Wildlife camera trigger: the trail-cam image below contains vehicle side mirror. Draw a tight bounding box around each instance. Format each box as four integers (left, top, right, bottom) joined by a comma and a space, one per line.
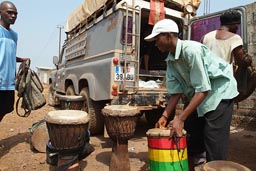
53, 56, 59, 69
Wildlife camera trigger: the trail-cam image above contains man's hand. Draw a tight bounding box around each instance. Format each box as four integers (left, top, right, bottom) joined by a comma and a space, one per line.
243, 53, 252, 67
167, 115, 184, 137
234, 47, 252, 68
155, 115, 168, 128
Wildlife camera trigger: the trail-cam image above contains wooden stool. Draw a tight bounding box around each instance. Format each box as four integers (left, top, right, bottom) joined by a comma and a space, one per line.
57, 156, 80, 171
49, 160, 80, 171
102, 105, 140, 171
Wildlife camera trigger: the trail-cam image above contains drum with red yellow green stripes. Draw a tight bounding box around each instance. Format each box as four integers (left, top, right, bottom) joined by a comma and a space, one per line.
146, 128, 188, 171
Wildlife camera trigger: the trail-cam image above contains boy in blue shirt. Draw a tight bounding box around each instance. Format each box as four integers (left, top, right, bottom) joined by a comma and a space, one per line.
0, 1, 28, 121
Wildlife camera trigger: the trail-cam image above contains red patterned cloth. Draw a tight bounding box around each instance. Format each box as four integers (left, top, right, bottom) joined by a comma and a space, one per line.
148, 0, 165, 25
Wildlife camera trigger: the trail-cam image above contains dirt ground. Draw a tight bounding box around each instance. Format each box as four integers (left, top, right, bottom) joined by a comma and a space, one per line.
0, 85, 256, 171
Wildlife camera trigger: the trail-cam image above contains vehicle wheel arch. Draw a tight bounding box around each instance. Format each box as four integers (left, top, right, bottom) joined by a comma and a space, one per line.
79, 74, 97, 100
65, 74, 79, 94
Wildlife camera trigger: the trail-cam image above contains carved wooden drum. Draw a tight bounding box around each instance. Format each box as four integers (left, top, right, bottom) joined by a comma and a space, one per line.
59, 95, 84, 110
45, 110, 90, 153
198, 160, 252, 171
102, 105, 140, 143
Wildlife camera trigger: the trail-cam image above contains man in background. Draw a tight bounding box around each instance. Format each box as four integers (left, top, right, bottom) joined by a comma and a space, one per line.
0, 1, 28, 121
202, 9, 256, 102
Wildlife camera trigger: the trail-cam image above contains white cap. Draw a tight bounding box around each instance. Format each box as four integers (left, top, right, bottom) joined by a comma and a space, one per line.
144, 19, 179, 41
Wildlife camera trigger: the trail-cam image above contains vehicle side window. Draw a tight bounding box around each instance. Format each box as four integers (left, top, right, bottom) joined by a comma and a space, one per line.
190, 15, 242, 42
121, 16, 132, 45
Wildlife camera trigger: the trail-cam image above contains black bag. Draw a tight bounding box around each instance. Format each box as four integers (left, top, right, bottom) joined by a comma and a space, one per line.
233, 52, 256, 103
234, 65, 256, 103
15, 59, 46, 117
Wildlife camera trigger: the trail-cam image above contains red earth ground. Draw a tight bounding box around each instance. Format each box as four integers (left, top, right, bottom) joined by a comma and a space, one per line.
0, 85, 256, 171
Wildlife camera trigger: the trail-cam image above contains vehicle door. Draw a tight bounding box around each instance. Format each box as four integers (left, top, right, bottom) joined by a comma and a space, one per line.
188, 6, 248, 51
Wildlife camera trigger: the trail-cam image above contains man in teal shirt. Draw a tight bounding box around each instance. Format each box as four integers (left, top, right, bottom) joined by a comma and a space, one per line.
145, 19, 238, 168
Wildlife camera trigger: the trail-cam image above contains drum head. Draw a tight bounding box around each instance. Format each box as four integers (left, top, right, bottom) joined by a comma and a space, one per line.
203, 161, 251, 171
59, 95, 84, 102
102, 105, 139, 117
146, 128, 186, 137
146, 128, 170, 137
44, 110, 90, 124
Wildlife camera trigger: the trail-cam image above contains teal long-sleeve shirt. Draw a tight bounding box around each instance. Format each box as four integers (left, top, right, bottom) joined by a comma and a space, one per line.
165, 39, 238, 117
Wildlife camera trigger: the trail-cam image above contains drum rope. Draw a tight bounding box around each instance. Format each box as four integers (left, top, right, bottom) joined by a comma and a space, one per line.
173, 133, 185, 171
66, 101, 71, 110
28, 119, 45, 133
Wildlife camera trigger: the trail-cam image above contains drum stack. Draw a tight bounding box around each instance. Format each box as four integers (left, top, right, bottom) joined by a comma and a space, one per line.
46, 95, 87, 171
59, 95, 84, 110
45, 105, 90, 171
102, 105, 140, 171
146, 128, 189, 171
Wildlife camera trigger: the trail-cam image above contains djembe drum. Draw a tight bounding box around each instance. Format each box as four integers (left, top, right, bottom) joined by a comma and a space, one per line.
194, 160, 252, 171
146, 128, 188, 171
59, 95, 84, 110
102, 105, 140, 171
45, 110, 90, 171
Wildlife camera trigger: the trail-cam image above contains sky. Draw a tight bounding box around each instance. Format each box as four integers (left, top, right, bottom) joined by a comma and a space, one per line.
9, 0, 256, 70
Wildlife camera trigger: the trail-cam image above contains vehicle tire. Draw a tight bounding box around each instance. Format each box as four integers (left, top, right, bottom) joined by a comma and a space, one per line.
66, 85, 75, 95
79, 88, 104, 135
48, 83, 57, 106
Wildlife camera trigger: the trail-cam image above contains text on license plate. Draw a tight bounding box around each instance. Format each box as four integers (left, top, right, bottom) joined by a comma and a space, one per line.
114, 65, 135, 81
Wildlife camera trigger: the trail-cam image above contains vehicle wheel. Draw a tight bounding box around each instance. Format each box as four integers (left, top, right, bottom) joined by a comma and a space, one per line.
48, 83, 57, 106
66, 85, 75, 95
79, 88, 104, 135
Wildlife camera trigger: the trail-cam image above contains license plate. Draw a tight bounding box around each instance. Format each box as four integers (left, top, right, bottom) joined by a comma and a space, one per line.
114, 65, 135, 81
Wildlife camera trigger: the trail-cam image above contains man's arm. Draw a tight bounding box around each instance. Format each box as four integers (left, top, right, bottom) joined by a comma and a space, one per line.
163, 93, 181, 118
177, 91, 208, 121
169, 91, 208, 136
233, 46, 252, 68
155, 93, 181, 128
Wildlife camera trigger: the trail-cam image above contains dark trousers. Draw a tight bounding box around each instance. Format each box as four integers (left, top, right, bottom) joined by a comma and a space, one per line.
0, 90, 15, 120
184, 99, 234, 162
204, 99, 233, 161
